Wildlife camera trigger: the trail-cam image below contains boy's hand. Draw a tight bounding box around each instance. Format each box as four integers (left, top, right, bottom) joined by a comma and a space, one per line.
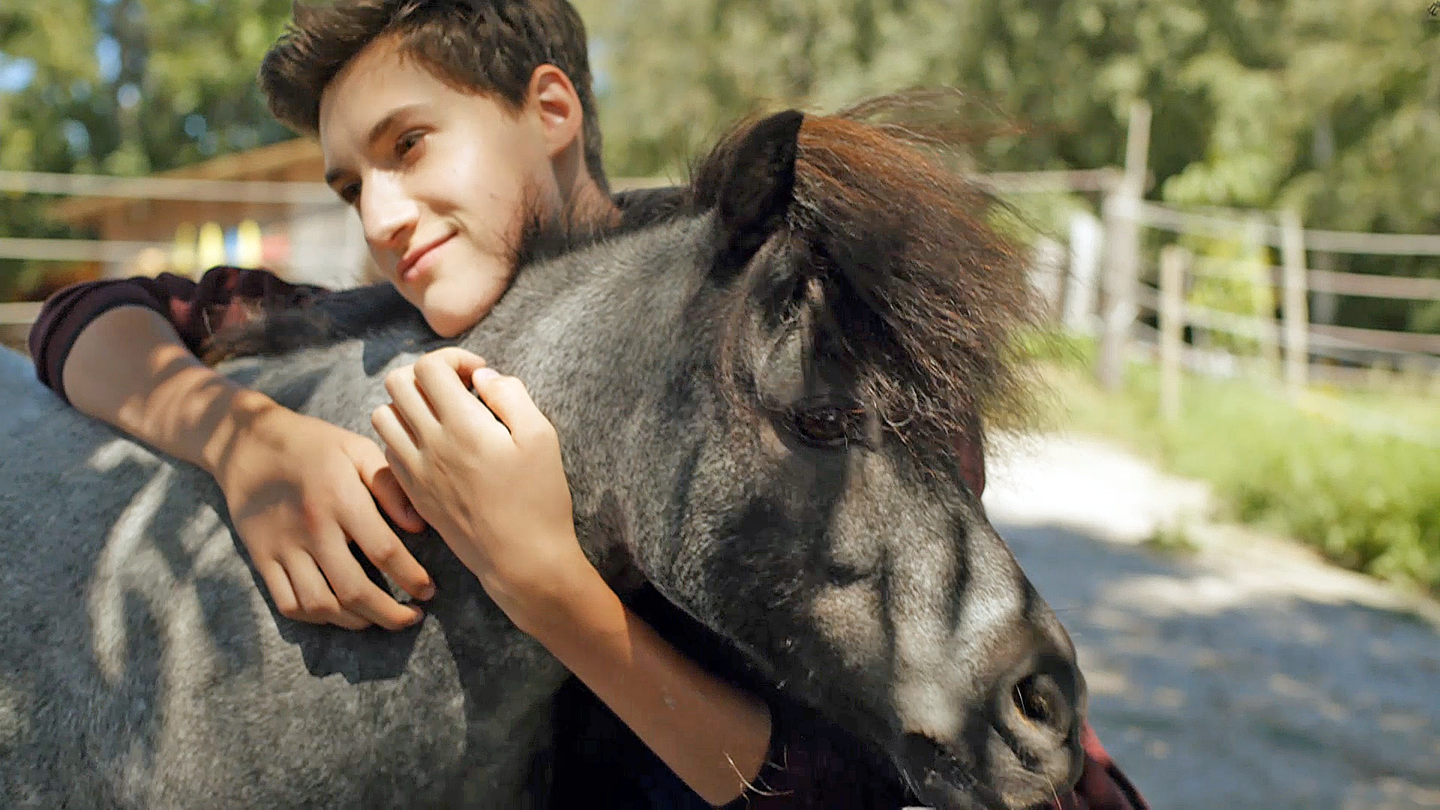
216, 408, 435, 631
372, 348, 594, 631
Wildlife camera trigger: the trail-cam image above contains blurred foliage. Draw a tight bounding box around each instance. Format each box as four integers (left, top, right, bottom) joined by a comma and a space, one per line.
0, 0, 292, 299
2, 0, 1439, 317
1181, 218, 1277, 357
575, 0, 1440, 333
1041, 339, 1440, 595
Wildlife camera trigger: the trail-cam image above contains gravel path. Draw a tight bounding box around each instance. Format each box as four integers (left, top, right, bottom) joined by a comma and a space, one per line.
983, 434, 1440, 810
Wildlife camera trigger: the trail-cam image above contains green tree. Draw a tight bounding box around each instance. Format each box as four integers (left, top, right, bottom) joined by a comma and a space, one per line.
577, 0, 1439, 331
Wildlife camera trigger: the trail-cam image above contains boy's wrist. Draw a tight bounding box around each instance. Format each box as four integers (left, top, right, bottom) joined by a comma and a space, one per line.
197, 386, 287, 479
499, 547, 618, 643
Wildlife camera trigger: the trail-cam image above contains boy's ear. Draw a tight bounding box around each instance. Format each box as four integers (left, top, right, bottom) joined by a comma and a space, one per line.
712, 109, 804, 276
530, 64, 585, 160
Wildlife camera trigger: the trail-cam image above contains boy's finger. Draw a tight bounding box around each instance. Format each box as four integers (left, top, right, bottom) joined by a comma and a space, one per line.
413, 351, 490, 426
351, 439, 426, 534
256, 559, 303, 623
472, 370, 546, 438
416, 347, 487, 383
282, 555, 371, 631
382, 446, 416, 495
383, 365, 440, 440
372, 404, 419, 469
314, 541, 425, 631
339, 487, 435, 602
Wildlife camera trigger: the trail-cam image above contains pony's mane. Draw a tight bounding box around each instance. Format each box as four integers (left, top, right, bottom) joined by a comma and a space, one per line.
701, 93, 1041, 459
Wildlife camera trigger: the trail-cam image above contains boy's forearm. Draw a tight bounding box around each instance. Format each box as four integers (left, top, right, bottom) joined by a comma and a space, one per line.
525, 566, 772, 807
61, 305, 281, 476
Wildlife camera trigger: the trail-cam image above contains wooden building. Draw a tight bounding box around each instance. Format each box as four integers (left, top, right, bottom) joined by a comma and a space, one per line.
51, 138, 369, 289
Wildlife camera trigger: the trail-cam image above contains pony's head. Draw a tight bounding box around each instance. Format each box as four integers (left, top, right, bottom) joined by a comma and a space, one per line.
624, 103, 1084, 808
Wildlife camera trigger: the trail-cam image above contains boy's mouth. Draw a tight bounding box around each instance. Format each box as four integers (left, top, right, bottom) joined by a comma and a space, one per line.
398, 233, 456, 282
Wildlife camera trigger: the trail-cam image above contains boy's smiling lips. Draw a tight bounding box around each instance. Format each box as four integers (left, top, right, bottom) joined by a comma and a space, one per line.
398, 232, 457, 282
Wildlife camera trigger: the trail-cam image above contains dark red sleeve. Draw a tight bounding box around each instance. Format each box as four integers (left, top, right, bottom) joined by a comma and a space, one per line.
1053, 723, 1149, 810
28, 265, 328, 404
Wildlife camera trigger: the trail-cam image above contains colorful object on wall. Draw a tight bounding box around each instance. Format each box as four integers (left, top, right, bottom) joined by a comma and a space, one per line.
172, 219, 277, 276
170, 222, 197, 276
196, 221, 226, 271
261, 231, 291, 267
235, 219, 263, 267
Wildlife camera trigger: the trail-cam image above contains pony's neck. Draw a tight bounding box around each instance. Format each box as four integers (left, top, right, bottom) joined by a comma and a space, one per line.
455, 215, 716, 586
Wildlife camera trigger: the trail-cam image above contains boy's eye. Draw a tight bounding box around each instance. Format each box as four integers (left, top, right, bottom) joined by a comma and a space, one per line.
396, 130, 425, 159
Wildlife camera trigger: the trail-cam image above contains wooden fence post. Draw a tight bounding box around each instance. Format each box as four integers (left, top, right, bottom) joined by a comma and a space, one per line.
1158, 245, 1188, 422
1064, 210, 1103, 334
1029, 236, 1067, 321
1247, 213, 1281, 379
1097, 100, 1151, 391
1279, 209, 1310, 397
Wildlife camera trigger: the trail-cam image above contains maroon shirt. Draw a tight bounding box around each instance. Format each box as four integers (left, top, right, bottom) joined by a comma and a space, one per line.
28, 265, 324, 404
732, 710, 1147, 809
27, 268, 1147, 810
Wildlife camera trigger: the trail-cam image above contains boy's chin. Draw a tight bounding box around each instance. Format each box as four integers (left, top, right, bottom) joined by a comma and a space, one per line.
417, 293, 489, 339
411, 275, 506, 339
422, 308, 479, 339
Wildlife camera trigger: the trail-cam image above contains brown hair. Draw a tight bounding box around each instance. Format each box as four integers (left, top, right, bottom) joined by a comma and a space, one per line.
259, 0, 607, 190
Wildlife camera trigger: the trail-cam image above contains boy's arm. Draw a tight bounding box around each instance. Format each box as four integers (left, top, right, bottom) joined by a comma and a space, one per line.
29, 266, 323, 402
30, 269, 435, 632
526, 569, 774, 806
375, 351, 771, 805
35, 266, 324, 461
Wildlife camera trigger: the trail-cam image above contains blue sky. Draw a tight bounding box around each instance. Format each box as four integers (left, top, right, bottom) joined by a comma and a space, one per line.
0, 55, 36, 93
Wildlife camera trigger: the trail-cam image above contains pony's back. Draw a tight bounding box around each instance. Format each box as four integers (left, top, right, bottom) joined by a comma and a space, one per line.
0, 348, 52, 430
0, 345, 561, 809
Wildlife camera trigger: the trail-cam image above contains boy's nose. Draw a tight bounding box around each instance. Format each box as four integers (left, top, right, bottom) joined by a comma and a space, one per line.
360, 176, 418, 254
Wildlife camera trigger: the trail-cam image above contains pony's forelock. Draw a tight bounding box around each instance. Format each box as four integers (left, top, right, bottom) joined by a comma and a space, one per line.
708, 95, 1044, 465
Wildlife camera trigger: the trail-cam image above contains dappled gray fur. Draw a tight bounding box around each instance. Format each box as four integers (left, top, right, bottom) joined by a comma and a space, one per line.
0, 107, 1082, 809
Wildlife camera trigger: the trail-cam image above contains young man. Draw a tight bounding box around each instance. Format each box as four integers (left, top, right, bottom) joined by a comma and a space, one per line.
30, 1, 1146, 807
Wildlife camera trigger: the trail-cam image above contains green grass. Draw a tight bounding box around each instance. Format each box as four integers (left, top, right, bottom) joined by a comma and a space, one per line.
1030, 335, 1440, 595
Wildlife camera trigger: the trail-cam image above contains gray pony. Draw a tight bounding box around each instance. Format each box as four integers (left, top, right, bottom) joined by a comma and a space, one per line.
0, 106, 1083, 809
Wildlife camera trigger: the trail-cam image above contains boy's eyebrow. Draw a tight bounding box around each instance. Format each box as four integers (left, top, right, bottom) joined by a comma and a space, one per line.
323, 104, 427, 186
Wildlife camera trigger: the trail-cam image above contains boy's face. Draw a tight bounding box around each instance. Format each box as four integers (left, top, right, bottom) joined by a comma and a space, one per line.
318, 41, 563, 338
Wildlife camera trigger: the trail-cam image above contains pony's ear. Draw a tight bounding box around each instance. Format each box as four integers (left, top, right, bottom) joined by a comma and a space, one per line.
712, 109, 804, 274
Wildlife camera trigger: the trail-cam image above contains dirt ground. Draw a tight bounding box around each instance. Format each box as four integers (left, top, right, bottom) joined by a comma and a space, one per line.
984, 434, 1440, 810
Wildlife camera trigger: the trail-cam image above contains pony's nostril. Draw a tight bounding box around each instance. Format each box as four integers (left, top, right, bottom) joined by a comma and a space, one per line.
1012, 672, 1056, 726
999, 652, 1079, 743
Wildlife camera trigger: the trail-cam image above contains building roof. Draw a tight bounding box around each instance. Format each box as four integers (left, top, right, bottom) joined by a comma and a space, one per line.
51, 138, 325, 223
50, 134, 668, 225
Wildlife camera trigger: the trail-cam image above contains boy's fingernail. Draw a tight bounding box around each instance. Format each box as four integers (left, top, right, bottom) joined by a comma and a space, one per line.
419, 583, 436, 601
474, 367, 500, 383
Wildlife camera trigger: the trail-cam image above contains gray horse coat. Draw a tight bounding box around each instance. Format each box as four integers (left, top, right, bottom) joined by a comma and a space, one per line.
0, 108, 1083, 809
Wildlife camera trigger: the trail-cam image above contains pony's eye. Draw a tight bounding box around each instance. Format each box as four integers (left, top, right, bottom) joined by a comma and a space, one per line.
791, 405, 865, 448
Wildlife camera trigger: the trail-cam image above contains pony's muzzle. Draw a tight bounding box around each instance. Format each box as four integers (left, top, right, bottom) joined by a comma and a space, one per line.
989, 644, 1086, 803
896, 641, 1086, 809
